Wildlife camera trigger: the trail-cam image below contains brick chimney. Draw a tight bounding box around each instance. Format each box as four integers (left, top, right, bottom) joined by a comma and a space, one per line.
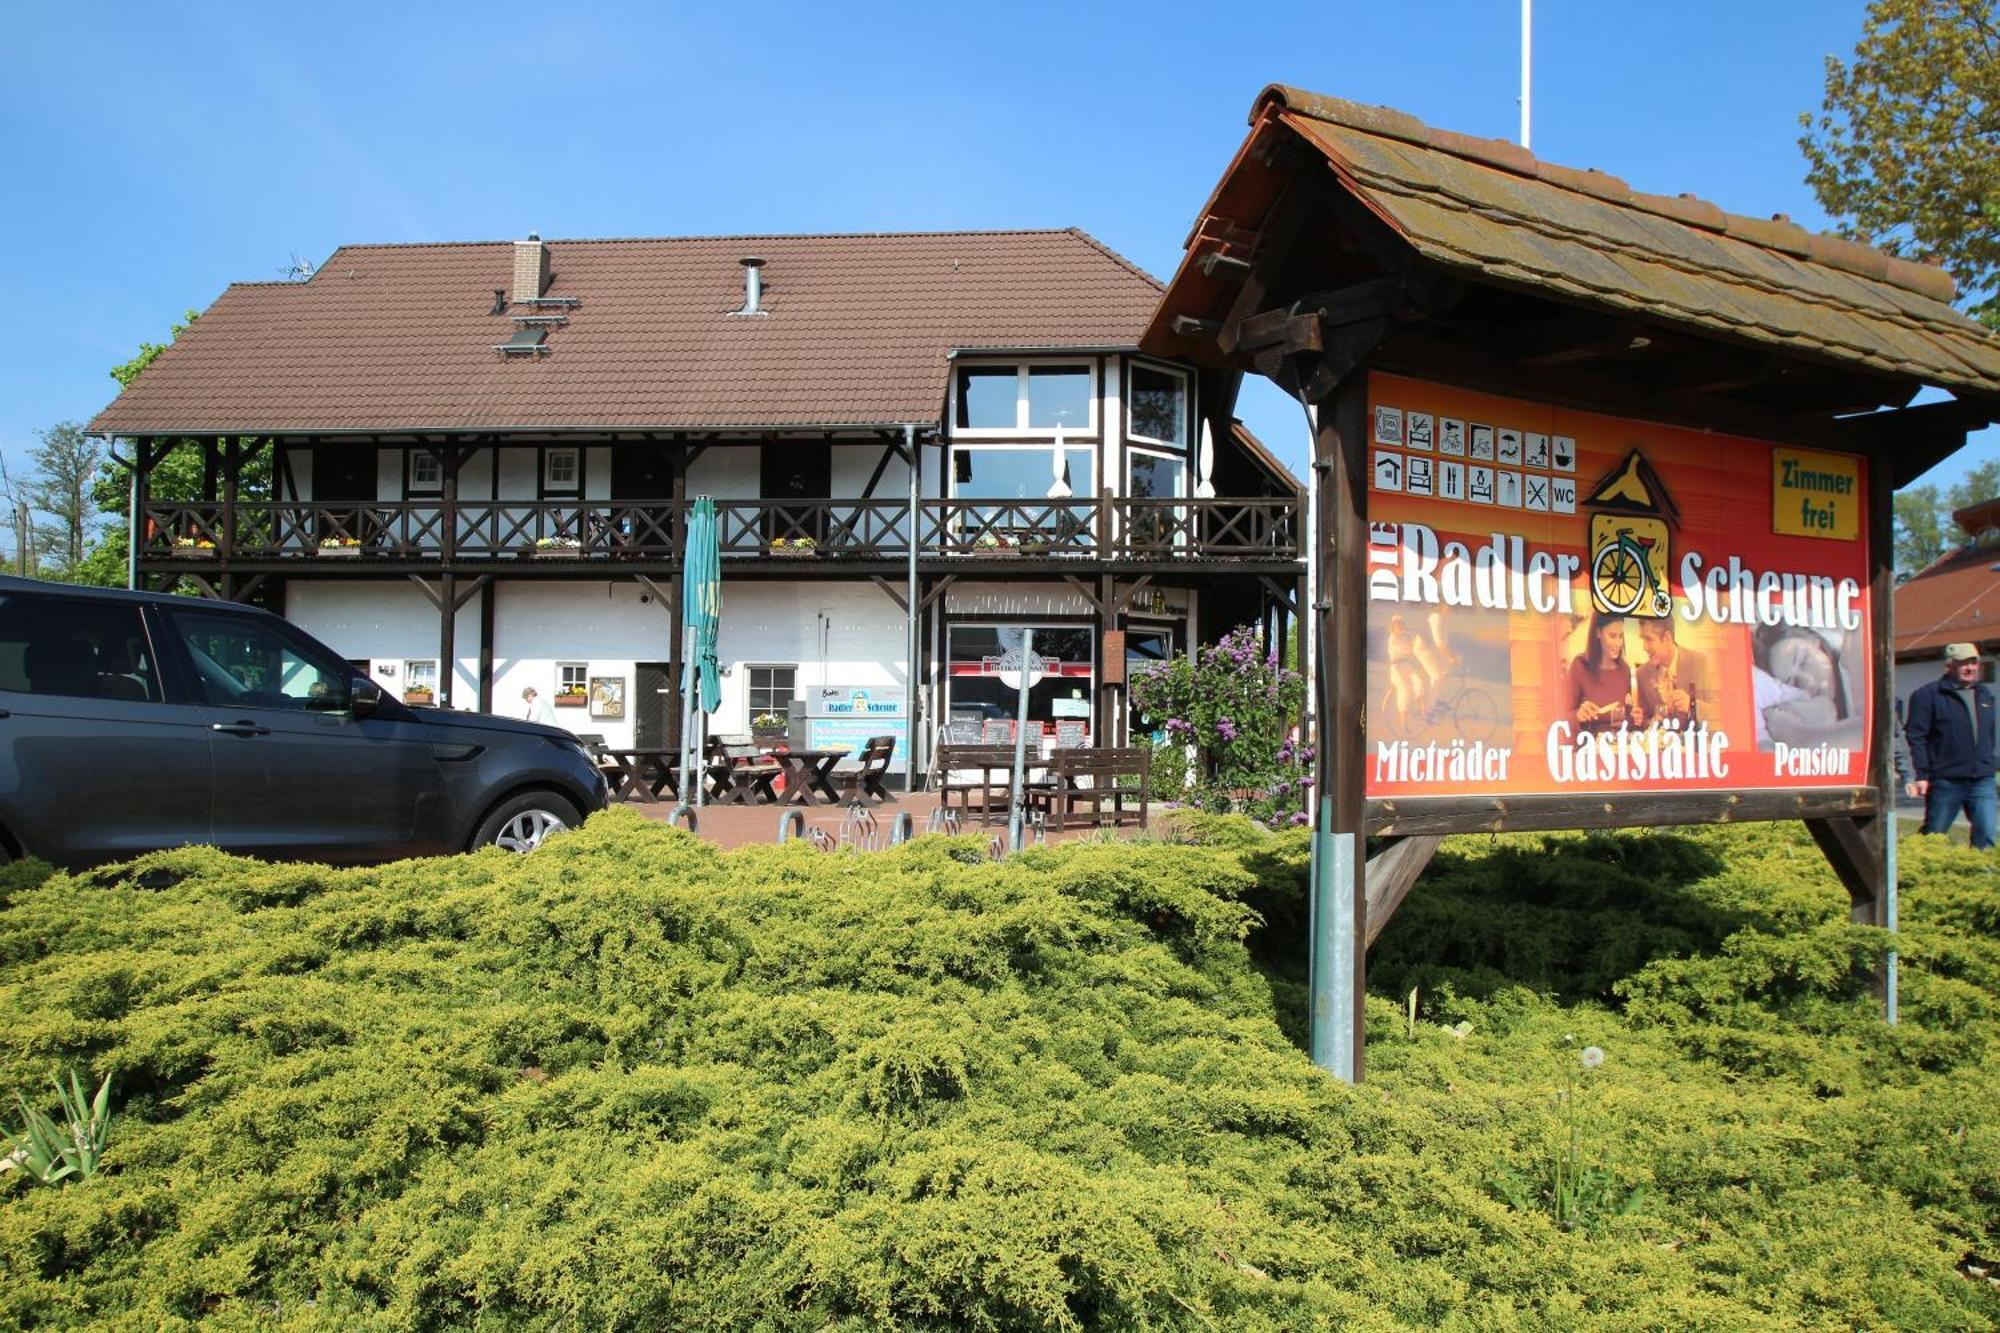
513, 233, 549, 302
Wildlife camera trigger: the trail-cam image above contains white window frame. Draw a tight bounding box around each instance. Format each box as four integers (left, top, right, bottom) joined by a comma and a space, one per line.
951, 359, 1099, 439
947, 443, 1098, 501
543, 447, 581, 494
407, 450, 443, 495
403, 659, 439, 700
745, 663, 798, 721
556, 661, 589, 704
1124, 360, 1191, 450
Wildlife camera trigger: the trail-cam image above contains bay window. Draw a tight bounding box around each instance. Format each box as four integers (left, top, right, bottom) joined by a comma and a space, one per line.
954, 361, 1097, 434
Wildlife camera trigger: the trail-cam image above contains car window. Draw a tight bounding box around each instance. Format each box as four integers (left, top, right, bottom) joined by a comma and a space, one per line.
167, 609, 351, 712
0, 594, 162, 703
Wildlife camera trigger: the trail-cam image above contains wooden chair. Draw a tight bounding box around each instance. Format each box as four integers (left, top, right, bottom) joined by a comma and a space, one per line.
836, 734, 898, 804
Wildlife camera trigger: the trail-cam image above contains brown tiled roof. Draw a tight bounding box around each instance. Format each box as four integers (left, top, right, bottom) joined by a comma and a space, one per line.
1152, 86, 2000, 398
88, 230, 1165, 436
1894, 543, 2000, 656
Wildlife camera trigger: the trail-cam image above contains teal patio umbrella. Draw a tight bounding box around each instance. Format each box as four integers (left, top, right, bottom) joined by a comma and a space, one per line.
679, 497, 722, 807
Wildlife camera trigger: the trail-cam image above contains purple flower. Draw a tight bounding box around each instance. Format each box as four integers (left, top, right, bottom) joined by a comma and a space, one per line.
1216, 718, 1239, 741
1289, 811, 1310, 826
1298, 774, 1314, 789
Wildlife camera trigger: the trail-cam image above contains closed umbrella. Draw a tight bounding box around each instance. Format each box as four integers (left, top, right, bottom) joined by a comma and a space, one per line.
679, 497, 722, 807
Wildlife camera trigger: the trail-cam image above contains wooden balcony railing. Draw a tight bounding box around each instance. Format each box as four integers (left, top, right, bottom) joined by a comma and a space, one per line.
139, 496, 1304, 565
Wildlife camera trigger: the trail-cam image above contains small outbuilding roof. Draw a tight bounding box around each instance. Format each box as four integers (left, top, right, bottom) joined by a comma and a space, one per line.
1894, 544, 2000, 657
88, 230, 1165, 437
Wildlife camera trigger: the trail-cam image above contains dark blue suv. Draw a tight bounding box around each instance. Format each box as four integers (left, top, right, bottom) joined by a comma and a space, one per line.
0, 576, 607, 868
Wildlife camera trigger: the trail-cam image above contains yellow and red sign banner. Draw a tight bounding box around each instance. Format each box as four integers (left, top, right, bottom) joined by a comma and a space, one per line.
1364, 372, 1872, 800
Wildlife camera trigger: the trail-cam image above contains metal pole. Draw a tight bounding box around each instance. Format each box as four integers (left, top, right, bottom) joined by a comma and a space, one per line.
905, 423, 921, 791
1520, 0, 1533, 150
1007, 627, 1034, 851
126, 461, 139, 590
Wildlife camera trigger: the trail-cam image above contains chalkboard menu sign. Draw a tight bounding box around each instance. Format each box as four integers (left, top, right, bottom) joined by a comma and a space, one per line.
981, 719, 1016, 744
945, 719, 984, 745
1054, 720, 1090, 749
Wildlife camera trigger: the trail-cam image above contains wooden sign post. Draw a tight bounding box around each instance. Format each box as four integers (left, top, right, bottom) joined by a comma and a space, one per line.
1141, 85, 1999, 1081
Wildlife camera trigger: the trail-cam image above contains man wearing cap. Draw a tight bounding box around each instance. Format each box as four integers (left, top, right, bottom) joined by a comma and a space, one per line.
1904, 643, 1997, 849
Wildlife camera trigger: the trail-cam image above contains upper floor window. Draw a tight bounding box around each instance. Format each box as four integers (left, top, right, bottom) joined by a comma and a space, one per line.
954, 362, 1096, 434
544, 447, 580, 495
407, 450, 442, 496
1127, 364, 1189, 448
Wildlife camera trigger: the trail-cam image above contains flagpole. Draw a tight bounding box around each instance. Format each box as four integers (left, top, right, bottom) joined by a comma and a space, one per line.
1520, 0, 1533, 150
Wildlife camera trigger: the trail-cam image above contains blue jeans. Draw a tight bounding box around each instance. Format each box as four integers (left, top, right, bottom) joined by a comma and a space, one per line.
1923, 776, 1998, 850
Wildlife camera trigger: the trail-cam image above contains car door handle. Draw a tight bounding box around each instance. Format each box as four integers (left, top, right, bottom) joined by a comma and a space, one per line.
211, 720, 272, 737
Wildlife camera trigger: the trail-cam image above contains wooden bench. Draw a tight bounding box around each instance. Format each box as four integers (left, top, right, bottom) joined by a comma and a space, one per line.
935, 744, 1045, 827
1027, 747, 1150, 831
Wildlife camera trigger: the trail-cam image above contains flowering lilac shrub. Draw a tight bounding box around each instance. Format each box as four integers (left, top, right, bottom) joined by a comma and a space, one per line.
1129, 626, 1310, 827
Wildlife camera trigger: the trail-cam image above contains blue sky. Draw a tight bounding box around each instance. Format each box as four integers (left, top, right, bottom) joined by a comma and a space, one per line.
7, 0, 1992, 491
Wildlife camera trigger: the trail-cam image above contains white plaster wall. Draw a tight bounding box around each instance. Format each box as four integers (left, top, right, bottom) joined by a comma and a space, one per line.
1101, 356, 1124, 499
489, 580, 678, 748
715, 581, 910, 770
944, 581, 1095, 619
280, 446, 312, 501
286, 580, 481, 706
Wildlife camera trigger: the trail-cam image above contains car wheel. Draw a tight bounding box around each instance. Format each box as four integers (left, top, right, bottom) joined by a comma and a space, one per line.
473, 792, 583, 854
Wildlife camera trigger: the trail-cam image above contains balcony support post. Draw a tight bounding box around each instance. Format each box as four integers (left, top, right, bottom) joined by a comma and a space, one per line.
904, 424, 923, 789
661, 448, 686, 751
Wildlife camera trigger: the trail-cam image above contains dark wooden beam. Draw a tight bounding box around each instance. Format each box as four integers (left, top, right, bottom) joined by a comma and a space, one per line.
1063, 575, 1109, 616
1363, 835, 1443, 949
870, 575, 908, 612
919, 575, 956, 613
1805, 815, 1885, 920
1367, 787, 1879, 836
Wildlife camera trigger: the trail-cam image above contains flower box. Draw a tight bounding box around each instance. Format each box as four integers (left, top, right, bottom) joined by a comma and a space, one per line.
316, 544, 361, 558
553, 691, 588, 709
531, 549, 582, 560
402, 688, 435, 705
767, 546, 817, 558
173, 546, 216, 559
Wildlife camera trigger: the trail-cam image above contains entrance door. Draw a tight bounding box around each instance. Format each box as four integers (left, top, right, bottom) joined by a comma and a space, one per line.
635, 661, 673, 748
1126, 623, 1179, 742
759, 442, 831, 545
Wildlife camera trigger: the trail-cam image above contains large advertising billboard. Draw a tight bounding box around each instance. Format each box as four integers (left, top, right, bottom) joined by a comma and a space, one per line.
1365, 372, 1872, 799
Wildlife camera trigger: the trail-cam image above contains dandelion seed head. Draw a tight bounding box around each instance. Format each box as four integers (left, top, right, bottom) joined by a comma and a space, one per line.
1580, 1046, 1605, 1069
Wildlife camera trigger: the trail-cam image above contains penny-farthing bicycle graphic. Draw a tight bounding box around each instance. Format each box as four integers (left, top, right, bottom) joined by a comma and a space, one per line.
1591, 526, 1673, 617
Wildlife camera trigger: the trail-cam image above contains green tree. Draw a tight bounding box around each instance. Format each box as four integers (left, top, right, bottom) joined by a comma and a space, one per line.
69, 311, 250, 588
24, 423, 102, 571
1800, 0, 2000, 328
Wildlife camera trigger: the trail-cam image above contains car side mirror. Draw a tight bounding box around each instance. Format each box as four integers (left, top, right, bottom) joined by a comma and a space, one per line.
351, 677, 384, 718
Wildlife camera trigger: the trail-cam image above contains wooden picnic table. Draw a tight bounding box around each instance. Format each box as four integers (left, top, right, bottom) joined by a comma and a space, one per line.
770, 749, 847, 805
600, 748, 681, 804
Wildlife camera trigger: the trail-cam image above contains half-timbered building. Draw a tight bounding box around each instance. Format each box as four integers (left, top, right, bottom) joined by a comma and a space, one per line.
87, 229, 1304, 779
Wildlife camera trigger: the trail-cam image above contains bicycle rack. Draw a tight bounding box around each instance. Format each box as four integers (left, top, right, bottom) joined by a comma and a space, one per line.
838, 802, 880, 851
987, 832, 1007, 860
664, 803, 699, 834
888, 811, 914, 845
926, 807, 961, 835
807, 826, 837, 852
775, 808, 807, 843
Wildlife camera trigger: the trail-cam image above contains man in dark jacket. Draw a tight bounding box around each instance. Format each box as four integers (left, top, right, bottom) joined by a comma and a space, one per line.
1904, 642, 1997, 849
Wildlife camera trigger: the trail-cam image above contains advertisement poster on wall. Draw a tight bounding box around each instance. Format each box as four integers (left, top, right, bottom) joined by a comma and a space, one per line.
1365, 371, 1871, 799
